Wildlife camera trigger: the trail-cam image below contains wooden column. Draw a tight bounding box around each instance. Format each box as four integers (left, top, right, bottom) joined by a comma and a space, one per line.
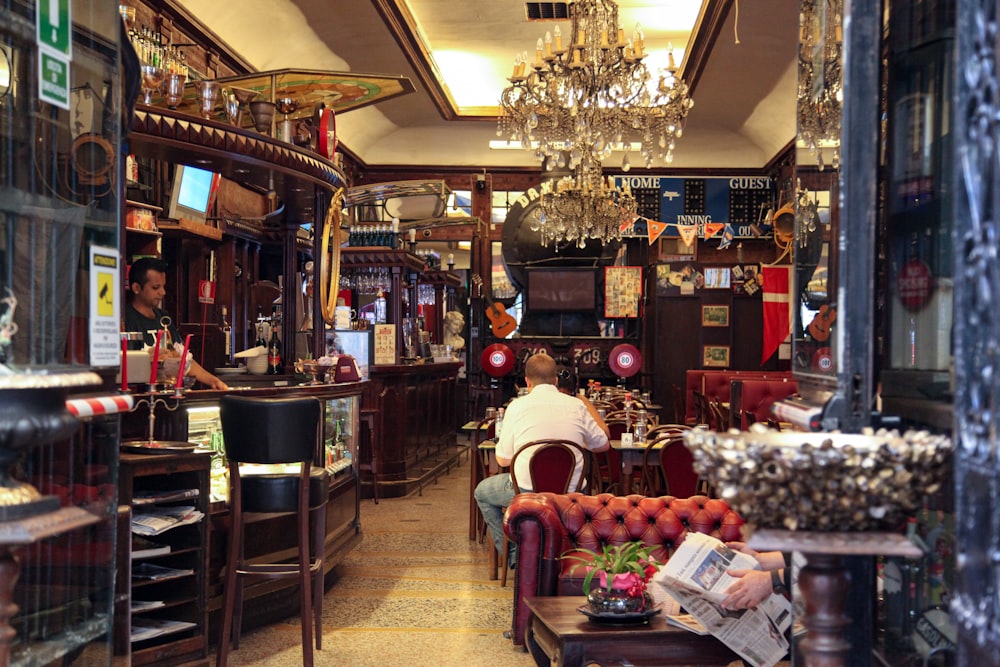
748, 529, 921, 667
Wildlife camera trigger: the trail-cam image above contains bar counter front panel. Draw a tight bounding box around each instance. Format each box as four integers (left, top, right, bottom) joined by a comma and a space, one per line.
366, 361, 464, 498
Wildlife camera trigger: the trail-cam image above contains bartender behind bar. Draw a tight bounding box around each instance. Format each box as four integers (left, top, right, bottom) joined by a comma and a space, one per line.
125, 257, 229, 390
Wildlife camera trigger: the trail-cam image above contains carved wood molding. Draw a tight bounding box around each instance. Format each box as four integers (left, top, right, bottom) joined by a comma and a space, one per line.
129, 105, 347, 193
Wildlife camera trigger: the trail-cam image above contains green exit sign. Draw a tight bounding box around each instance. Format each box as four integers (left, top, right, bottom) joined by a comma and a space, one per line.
38, 50, 69, 109
36, 0, 72, 59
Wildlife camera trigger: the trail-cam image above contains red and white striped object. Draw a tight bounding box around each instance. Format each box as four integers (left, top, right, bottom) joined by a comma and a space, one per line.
66, 395, 135, 418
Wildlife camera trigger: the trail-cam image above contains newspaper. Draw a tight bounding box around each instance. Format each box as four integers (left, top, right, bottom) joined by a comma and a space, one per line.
648, 532, 792, 667
131, 506, 204, 536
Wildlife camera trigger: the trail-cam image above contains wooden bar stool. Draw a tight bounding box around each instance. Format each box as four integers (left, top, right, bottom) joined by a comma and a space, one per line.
216, 395, 327, 667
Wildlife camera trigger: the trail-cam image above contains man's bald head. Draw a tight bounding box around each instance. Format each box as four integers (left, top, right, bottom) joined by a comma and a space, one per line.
524, 352, 558, 387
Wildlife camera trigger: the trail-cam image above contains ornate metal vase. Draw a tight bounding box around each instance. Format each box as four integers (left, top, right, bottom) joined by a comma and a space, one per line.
586, 587, 652, 614
0, 372, 99, 520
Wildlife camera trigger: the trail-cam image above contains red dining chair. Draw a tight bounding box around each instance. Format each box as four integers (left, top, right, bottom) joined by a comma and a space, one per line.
660, 437, 701, 498
500, 439, 590, 586
639, 434, 700, 498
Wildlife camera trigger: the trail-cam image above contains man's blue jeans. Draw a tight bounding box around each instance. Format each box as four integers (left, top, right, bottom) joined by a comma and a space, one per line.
473, 473, 515, 559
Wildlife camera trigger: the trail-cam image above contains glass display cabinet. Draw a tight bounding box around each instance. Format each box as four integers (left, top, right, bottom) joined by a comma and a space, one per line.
1, 2, 125, 665
184, 392, 359, 503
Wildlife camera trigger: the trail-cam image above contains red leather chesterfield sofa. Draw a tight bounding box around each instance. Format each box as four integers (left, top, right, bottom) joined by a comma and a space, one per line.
503, 492, 745, 646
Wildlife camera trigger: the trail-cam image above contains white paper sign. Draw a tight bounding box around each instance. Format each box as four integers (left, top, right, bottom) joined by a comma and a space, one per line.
89, 246, 121, 366
374, 324, 396, 365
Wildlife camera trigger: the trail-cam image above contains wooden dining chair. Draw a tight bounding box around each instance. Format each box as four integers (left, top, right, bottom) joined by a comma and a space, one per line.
691, 391, 712, 427
596, 419, 630, 493
709, 398, 730, 431
645, 423, 691, 440
672, 383, 686, 424
501, 439, 591, 585
639, 433, 682, 496
470, 416, 497, 543
639, 434, 700, 498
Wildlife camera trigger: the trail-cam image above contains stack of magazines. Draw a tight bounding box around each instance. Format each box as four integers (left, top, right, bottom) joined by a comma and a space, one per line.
131, 506, 204, 536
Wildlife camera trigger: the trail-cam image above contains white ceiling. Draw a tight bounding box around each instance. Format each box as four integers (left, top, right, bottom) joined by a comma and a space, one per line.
176, 0, 799, 170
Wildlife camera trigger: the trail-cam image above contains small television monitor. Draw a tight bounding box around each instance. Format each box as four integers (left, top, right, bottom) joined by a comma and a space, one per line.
526, 268, 597, 312
167, 165, 219, 223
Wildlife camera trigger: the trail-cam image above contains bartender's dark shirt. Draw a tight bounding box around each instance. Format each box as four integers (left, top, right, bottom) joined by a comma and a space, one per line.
124, 304, 179, 350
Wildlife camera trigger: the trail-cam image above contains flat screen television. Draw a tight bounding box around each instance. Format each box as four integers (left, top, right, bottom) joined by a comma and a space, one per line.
526, 268, 597, 312
167, 165, 219, 223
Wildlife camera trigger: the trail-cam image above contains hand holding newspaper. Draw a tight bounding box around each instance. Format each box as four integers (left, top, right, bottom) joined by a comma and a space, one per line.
648, 532, 793, 667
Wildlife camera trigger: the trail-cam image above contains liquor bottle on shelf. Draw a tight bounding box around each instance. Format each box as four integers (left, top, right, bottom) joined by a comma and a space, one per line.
220, 306, 232, 358
267, 328, 281, 375
254, 307, 267, 348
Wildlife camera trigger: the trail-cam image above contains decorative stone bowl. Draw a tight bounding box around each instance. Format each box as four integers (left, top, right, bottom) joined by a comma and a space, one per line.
683, 426, 953, 532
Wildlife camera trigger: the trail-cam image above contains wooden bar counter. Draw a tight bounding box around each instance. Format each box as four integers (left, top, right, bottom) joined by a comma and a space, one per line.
365, 360, 465, 498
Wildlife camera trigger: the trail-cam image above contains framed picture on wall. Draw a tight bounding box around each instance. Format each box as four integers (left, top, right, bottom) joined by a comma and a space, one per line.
702, 345, 730, 367
703, 267, 731, 289
604, 266, 643, 317
701, 305, 730, 327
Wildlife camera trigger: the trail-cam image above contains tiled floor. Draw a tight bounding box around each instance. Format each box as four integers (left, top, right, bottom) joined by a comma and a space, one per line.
213, 435, 755, 667
212, 441, 536, 666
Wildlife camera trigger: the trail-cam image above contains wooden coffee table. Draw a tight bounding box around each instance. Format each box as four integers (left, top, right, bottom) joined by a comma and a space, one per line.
525, 596, 740, 667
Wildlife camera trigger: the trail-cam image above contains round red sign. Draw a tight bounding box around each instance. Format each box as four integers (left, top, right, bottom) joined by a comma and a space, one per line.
897, 259, 932, 312
481, 344, 515, 378
609, 344, 642, 378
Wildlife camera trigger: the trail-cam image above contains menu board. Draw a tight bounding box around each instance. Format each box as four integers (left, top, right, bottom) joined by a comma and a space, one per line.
374, 324, 396, 365
604, 266, 643, 318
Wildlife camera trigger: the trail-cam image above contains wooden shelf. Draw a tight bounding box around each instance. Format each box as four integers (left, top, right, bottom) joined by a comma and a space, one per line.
119, 451, 211, 667
157, 219, 224, 241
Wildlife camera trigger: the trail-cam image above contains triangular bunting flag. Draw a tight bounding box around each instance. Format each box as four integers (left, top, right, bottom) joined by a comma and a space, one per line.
647, 220, 669, 245
619, 215, 639, 234
704, 222, 725, 239
678, 225, 698, 246
718, 223, 735, 250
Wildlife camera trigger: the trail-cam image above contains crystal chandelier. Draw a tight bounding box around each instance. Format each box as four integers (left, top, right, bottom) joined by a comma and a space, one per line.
497, 0, 694, 173
798, 0, 843, 171
533, 153, 637, 248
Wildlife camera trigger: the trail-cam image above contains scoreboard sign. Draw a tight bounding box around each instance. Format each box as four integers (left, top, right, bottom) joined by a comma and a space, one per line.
613, 176, 773, 240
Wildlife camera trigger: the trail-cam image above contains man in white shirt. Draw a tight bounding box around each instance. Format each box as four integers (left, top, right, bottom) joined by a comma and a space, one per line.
474, 353, 610, 566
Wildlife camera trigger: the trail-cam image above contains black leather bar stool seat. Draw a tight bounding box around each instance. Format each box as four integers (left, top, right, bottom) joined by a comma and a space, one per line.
241, 467, 329, 513
216, 395, 327, 667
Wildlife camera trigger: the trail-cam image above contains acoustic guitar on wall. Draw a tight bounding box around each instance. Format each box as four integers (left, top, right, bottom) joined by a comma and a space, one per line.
807, 304, 837, 342
472, 275, 517, 337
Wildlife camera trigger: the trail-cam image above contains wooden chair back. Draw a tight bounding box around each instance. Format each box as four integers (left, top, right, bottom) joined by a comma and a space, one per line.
691, 391, 711, 427
639, 434, 700, 498
709, 399, 730, 431
509, 439, 591, 494
672, 383, 687, 424
660, 437, 700, 498
646, 423, 691, 440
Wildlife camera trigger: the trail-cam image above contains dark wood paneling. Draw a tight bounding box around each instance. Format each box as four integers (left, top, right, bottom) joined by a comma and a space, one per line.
653, 298, 702, 422
731, 296, 767, 370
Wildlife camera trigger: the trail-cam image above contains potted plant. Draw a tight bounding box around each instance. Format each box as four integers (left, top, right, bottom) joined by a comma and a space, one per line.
561, 542, 661, 615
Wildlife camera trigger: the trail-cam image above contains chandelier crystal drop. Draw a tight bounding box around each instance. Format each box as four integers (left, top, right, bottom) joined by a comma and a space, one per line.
534, 153, 638, 248
497, 0, 694, 172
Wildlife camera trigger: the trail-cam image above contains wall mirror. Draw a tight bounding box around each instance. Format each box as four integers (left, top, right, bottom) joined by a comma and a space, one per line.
791, 0, 842, 388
